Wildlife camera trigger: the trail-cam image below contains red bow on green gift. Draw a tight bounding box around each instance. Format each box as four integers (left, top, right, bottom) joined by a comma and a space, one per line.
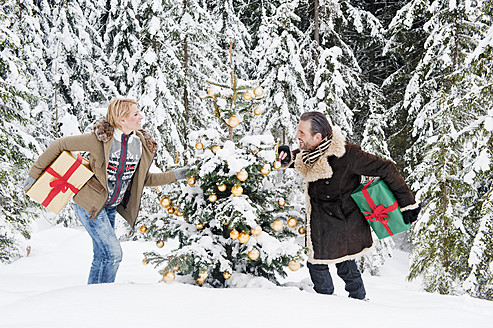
361, 180, 399, 236
41, 154, 83, 207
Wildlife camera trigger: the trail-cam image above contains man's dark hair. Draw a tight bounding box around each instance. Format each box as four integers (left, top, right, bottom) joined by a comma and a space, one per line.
300, 111, 332, 139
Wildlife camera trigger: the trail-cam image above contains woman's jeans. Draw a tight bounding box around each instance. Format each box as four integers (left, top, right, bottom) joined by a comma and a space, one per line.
74, 203, 122, 284
307, 260, 366, 299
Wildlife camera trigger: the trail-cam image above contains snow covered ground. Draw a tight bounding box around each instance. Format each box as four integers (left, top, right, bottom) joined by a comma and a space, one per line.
1, 217, 492, 328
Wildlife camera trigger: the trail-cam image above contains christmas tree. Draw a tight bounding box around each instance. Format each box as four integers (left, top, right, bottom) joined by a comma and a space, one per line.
142, 43, 306, 286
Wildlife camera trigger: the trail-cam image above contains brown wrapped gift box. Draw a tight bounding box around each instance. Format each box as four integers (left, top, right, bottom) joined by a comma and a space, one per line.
26, 151, 94, 214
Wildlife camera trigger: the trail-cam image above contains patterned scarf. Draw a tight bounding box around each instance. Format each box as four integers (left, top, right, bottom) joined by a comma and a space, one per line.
301, 135, 332, 165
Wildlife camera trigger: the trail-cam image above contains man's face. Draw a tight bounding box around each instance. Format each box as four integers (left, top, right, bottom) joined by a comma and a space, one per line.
295, 119, 321, 150
120, 104, 143, 132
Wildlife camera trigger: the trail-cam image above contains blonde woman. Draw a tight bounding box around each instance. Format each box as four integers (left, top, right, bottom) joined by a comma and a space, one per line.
24, 99, 188, 284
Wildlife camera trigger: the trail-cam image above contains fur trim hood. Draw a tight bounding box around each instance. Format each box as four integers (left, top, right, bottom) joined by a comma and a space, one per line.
93, 119, 158, 154
294, 126, 346, 182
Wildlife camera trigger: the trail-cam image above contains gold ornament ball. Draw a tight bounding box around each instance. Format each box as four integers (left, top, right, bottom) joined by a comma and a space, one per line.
287, 217, 298, 228
243, 92, 253, 101
236, 169, 248, 182
208, 194, 218, 203
260, 164, 271, 175
176, 210, 185, 217
273, 161, 282, 170
212, 145, 221, 154
272, 220, 283, 232
139, 225, 148, 233
172, 264, 180, 272
231, 185, 243, 197
288, 260, 301, 272
230, 230, 239, 239
187, 176, 196, 186
196, 223, 204, 230
298, 227, 306, 235
163, 271, 175, 283
195, 142, 204, 150
196, 277, 206, 285
207, 88, 215, 96
142, 258, 149, 265
223, 271, 232, 280
160, 197, 171, 208
156, 240, 165, 248
248, 248, 260, 261
238, 232, 250, 244
253, 86, 264, 97
254, 107, 262, 115
199, 270, 209, 279
218, 183, 227, 192
251, 225, 262, 237
167, 207, 175, 214
278, 198, 286, 207
228, 116, 240, 128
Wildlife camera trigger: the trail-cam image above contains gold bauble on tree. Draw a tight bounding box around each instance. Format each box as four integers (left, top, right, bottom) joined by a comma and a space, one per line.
278, 198, 286, 207
251, 225, 262, 237
253, 107, 262, 115
288, 260, 301, 272
231, 185, 243, 197
139, 225, 148, 233
207, 88, 215, 96
167, 207, 175, 214
236, 169, 248, 182
287, 217, 297, 228
196, 278, 206, 285
195, 142, 204, 150
187, 176, 196, 186
243, 91, 252, 101
223, 271, 232, 280
253, 86, 264, 97
212, 145, 221, 154
272, 220, 283, 232
230, 230, 239, 239
160, 197, 171, 208
163, 271, 175, 283
208, 194, 218, 203
248, 248, 260, 261
260, 164, 271, 175
156, 240, 164, 248
172, 263, 180, 272
196, 223, 204, 230
218, 183, 227, 192
199, 270, 208, 281
238, 232, 250, 244
228, 115, 240, 128
176, 209, 185, 217
273, 161, 282, 170
142, 258, 149, 265
298, 227, 306, 235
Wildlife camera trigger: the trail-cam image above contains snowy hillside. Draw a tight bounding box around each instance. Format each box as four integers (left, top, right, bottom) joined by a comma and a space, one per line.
0, 217, 492, 328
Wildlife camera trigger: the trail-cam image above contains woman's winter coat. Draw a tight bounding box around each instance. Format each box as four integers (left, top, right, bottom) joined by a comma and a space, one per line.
28, 120, 176, 228
292, 127, 418, 264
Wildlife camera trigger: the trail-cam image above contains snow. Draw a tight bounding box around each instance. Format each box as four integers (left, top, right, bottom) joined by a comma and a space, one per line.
1, 221, 492, 328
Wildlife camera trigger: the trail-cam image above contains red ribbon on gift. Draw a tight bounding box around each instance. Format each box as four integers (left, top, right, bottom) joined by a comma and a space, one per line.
41, 154, 83, 207
360, 179, 399, 236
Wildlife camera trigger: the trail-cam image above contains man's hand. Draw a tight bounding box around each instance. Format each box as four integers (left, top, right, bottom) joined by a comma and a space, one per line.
402, 204, 421, 224
278, 145, 291, 164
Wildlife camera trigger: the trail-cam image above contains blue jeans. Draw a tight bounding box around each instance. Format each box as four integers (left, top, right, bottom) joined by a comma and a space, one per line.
74, 203, 122, 284
307, 260, 366, 299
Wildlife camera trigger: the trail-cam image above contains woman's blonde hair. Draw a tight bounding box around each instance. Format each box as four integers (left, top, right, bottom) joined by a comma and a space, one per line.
106, 98, 138, 129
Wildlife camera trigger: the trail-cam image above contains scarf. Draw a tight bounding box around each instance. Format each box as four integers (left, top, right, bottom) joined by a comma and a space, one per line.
301, 136, 332, 165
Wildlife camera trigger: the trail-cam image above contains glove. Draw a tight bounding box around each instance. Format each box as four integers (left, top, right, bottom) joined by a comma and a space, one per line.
278, 145, 291, 164
174, 166, 190, 180
23, 175, 37, 192
402, 204, 421, 224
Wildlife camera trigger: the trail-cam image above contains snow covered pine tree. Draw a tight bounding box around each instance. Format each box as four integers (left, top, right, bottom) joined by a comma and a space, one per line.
142, 44, 306, 286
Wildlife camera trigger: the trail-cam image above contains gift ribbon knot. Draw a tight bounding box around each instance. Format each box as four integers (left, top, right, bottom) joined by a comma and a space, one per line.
361, 179, 399, 236
41, 154, 83, 207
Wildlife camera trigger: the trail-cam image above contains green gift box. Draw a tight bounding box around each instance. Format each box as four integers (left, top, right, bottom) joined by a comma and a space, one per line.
351, 178, 410, 239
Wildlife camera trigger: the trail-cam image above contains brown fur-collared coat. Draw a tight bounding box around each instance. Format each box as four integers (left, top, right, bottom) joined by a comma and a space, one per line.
28, 119, 176, 228
289, 127, 418, 264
